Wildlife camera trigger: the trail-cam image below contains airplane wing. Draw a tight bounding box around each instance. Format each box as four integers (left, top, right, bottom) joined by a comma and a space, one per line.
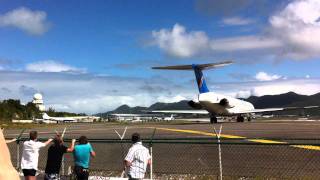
233, 106, 319, 114
152, 61, 233, 70
151, 110, 209, 114
152, 106, 318, 115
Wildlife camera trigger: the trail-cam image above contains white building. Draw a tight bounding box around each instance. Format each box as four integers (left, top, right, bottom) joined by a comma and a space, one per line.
32, 93, 45, 111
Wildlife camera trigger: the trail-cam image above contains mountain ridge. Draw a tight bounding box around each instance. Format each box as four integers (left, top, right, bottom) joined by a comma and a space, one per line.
97, 92, 320, 117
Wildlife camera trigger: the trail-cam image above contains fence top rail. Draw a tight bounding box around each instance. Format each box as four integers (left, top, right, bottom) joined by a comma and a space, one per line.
9, 138, 320, 146
9, 137, 320, 141
7, 136, 320, 141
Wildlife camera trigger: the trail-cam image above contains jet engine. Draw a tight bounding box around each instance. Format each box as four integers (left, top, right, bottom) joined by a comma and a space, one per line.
219, 98, 232, 108
188, 100, 203, 109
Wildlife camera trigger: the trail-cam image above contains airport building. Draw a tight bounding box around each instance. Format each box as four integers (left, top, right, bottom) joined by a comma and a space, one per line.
32, 93, 46, 111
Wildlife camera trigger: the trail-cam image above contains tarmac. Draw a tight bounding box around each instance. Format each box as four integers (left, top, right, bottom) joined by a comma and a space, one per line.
4, 120, 320, 179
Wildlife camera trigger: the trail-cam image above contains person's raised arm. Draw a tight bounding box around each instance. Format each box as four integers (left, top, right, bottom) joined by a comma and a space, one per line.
90, 150, 96, 157
67, 139, 76, 152
0, 129, 19, 180
89, 143, 96, 157
5, 138, 16, 144
44, 138, 53, 146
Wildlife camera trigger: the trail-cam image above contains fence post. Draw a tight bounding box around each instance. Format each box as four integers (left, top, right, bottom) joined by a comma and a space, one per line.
115, 126, 127, 178
16, 129, 25, 170
16, 141, 19, 169
213, 125, 223, 180
61, 127, 67, 176
149, 128, 156, 180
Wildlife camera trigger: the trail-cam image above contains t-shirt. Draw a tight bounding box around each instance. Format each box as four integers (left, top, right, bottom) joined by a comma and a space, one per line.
125, 142, 151, 179
45, 144, 68, 174
21, 140, 46, 170
73, 143, 93, 168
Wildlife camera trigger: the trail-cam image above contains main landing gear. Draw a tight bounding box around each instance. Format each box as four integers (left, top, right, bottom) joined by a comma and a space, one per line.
210, 116, 218, 124
236, 115, 245, 122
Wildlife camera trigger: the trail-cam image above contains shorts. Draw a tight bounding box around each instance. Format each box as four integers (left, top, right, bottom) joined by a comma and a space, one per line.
44, 173, 60, 180
22, 169, 36, 176
74, 166, 89, 180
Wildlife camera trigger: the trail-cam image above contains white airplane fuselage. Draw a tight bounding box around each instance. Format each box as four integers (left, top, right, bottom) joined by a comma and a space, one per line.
198, 92, 255, 116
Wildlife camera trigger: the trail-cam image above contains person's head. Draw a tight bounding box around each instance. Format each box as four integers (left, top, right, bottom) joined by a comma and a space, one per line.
78, 136, 88, 144
131, 133, 140, 143
29, 131, 38, 140
53, 134, 63, 146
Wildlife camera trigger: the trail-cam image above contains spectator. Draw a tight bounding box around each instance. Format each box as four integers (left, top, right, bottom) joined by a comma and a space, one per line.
44, 134, 76, 180
0, 128, 19, 180
73, 136, 96, 180
21, 131, 52, 180
124, 133, 151, 180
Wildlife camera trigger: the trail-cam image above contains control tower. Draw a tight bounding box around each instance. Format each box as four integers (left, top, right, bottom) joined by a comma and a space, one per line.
32, 93, 45, 111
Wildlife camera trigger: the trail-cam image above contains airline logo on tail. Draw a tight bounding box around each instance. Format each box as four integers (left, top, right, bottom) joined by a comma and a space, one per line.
192, 64, 209, 94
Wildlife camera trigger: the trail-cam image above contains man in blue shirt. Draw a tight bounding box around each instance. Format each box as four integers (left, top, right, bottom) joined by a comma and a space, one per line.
73, 136, 96, 180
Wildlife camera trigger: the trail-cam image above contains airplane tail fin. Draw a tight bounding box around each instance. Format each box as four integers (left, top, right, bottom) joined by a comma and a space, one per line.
152, 61, 233, 93
43, 113, 50, 119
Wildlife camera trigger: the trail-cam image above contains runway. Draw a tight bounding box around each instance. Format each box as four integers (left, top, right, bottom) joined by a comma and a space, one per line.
4, 120, 320, 179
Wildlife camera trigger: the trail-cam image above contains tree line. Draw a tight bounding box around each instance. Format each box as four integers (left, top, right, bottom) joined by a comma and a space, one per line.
0, 99, 86, 122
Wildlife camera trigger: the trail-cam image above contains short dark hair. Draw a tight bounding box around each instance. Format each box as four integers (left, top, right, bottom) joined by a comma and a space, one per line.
53, 134, 63, 146
78, 136, 88, 144
131, 133, 140, 143
29, 131, 38, 140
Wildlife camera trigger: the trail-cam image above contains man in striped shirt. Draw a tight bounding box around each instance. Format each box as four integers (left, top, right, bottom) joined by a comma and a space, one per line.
124, 133, 151, 180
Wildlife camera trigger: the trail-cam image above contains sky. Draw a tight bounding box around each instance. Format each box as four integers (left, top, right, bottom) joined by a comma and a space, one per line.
0, 0, 320, 114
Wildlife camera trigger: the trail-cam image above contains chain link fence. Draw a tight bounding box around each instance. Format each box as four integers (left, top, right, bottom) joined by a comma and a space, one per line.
6, 137, 320, 179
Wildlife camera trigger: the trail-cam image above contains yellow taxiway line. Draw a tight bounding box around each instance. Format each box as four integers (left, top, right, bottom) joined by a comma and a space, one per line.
154, 127, 320, 151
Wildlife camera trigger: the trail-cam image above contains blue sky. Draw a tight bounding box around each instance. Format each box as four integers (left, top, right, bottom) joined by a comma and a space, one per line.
0, 0, 320, 114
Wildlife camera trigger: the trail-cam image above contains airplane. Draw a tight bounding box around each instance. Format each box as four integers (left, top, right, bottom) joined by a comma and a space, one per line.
108, 113, 175, 122
42, 113, 77, 123
152, 61, 318, 123
163, 114, 175, 121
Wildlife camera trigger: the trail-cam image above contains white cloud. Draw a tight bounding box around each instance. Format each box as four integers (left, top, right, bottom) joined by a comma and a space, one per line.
151, 24, 281, 58
25, 60, 86, 73
152, 24, 209, 58
222, 16, 255, 26
210, 35, 282, 51
156, 95, 187, 103
235, 90, 253, 98
0, 7, 49, 35
251, 81, 320, 97
255, 71, 281, 81
217, 78, 320, 99
0, 71, 194, 113
151, 0, 320, 60
0, 70, 319, 113
269, 0, 320, 59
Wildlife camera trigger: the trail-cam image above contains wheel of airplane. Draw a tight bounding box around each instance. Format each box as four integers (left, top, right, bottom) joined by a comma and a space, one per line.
210, 116, 217, 124
247, 117, 251, 122
237, 116, 244, 122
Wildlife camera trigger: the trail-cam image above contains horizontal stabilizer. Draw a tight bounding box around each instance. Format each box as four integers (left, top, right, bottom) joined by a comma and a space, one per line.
152, 61, 233, 70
